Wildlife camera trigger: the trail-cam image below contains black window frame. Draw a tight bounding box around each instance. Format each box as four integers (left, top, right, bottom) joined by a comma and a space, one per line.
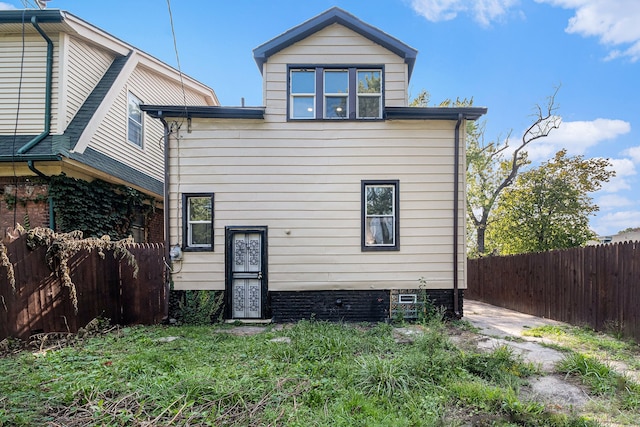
182, 193, 215, 252
361, 180, 400, 251
287, 65, 384, 121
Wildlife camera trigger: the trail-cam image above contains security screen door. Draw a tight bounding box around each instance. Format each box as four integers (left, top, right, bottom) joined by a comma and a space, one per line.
226, 227, 267, 319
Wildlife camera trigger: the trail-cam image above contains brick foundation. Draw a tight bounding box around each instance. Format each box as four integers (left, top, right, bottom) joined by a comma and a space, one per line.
269, 289, 463, 322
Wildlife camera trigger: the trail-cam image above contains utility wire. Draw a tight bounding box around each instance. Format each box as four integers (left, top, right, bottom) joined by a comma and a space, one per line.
11, 10, 28, 229
166, 0, 189, 120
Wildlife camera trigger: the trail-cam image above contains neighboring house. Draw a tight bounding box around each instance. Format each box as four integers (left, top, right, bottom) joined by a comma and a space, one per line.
142, 7, 486, 321
0, 9, 217, 242
595, 229, 640, 245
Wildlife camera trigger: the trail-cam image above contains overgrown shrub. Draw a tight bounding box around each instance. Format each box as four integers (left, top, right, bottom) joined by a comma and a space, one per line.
169, 289, 225, 325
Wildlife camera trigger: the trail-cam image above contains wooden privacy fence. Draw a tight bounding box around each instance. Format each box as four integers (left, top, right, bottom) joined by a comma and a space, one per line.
1, 235, 166, 340
467, 241, 640, 342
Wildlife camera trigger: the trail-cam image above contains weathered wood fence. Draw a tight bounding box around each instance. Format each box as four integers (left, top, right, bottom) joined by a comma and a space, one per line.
467, 241, 640, 342
1, 235, 166, 340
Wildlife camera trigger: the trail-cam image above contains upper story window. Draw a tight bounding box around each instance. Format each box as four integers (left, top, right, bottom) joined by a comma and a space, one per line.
289, 66, 382, 120
127, 91, 143, 147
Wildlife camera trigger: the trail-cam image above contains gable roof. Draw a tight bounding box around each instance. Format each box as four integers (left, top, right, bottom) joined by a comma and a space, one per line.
253, 7, 418, 79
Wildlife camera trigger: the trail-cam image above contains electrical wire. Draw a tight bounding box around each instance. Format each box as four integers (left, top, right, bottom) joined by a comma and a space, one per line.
165, 0, 189, 121
165, 0, 189, 251
10, 10, 28, 229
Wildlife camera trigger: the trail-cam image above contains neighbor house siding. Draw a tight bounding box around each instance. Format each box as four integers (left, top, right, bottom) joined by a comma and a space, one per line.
88, 65, 211, 183
64, 36, 114, 130
0, 33, 60, 134
168, 118, 465, 292
262, 24, 408, 120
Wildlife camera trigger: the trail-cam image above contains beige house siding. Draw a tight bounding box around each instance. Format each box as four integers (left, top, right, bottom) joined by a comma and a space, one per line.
0, 33, 60, 134
89, 64, 212, 183
262, 24, 408, 120
64, 36, 114, 130
168, 119, 466, 292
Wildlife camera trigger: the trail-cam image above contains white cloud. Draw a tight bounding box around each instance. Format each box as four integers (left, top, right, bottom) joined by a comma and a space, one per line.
525, 118, 630, 162
601, 157, 636, 193
592, 210, 640, 236
596, 194, 634, 209
536, 0, 640, 62
624, 145, 640, 164
0, 2, 17, 10
410, 0, 518, 27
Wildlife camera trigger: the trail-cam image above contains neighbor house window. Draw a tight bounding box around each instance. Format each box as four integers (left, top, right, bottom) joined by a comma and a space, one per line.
130, 211, 146, 243
289, 66, 383, 120
362, 180, 399, 251
127, 91, 143, 147
182, 193, 214, 250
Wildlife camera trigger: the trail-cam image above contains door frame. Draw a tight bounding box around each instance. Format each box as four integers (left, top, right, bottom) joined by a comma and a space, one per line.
224, 226, 268, 319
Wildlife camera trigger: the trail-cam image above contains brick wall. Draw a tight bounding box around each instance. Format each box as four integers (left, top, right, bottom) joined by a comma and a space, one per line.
269, 290, 390, 322
0, 176, 164, 243
269, 289, 463, 323
0, 177, 50, 238
147, 208, 164, 243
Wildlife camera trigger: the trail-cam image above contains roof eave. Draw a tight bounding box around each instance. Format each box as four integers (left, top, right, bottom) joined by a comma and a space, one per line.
384, 106, 488, 121
253, 7, 417, 78
0, 9, 63, 24
140, 105, 266, 120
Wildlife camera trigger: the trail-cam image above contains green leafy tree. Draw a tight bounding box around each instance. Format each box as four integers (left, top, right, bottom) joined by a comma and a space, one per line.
488, 150, 614, 254
466, 88, 561, 256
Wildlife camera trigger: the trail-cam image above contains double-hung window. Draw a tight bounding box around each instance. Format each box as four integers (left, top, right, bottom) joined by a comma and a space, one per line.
182, 193, 214, 250
290, 69, 316, 119
289, 66, 382, 120
357, 70, 382, 118
362, 180, 399, 251
127, 91, 143, 147
324, 70, 348, 118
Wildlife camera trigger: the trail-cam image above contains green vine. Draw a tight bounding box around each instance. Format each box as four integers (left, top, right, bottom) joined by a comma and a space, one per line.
48, 174, 155, 240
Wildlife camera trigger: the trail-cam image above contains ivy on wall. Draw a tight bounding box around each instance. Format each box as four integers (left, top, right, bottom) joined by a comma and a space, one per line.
48, 174, 155, 240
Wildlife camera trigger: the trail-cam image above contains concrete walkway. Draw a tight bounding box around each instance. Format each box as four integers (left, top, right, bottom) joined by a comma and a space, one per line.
462, 299, 568, 372
462, 299, 593, 410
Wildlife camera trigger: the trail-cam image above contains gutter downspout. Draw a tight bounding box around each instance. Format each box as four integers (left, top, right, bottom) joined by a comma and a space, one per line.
17, 16, 53, 155
160, 115, 171, 321
453, 113, 463, 318
27, 160, 55, 230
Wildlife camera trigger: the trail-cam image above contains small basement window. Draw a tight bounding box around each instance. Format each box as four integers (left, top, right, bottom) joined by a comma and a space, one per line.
398, 294, 417, 304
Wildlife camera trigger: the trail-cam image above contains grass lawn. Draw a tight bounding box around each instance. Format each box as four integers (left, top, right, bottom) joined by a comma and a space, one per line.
1, 319, 601, 426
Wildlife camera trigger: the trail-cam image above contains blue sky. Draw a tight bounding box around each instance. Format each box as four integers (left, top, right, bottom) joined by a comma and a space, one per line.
3, 0, 639, 236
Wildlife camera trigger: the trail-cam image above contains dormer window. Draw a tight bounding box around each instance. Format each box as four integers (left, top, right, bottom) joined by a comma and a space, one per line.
289, 66, 383, 120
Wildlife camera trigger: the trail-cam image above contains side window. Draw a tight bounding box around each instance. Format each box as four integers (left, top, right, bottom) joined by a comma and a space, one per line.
182, 193, 214, 251
127, 91, 143, 147
362, 180, 399, 251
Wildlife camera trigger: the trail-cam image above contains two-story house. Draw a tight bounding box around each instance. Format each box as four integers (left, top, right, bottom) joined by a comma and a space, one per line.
142, 7, 486, 321
0, 8, 217, 242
